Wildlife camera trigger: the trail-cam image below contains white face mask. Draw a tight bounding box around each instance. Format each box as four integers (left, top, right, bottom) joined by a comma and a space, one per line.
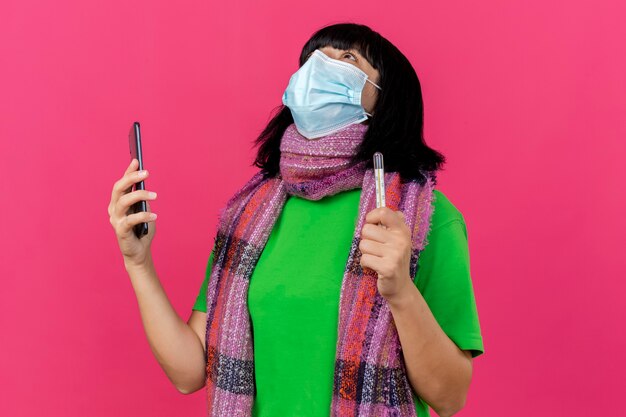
282, 49, 382, 139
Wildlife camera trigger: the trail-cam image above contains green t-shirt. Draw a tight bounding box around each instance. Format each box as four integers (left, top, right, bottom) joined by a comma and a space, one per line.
193, 188, 484, 416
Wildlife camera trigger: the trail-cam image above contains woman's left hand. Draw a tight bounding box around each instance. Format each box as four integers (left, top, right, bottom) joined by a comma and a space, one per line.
359, 207, 413, 304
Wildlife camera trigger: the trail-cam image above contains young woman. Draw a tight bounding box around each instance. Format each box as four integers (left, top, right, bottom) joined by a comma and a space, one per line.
109, 22, 484, 417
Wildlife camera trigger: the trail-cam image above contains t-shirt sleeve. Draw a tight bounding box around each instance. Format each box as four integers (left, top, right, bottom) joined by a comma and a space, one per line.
192, 248, 215, 313
414, 219, 485, 358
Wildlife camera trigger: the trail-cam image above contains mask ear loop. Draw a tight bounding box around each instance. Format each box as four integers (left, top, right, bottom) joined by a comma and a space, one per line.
364, 79, 382, 117
366, 79, 382, 90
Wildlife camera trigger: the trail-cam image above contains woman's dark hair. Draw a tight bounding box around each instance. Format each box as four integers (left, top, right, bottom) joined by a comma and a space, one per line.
252, 22, 446, 185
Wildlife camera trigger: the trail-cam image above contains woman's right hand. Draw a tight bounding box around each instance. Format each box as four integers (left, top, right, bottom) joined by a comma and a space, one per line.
108, 158, 158, 269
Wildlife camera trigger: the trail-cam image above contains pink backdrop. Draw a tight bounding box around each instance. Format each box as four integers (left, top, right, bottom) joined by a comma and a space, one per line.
1, 0, 625, 415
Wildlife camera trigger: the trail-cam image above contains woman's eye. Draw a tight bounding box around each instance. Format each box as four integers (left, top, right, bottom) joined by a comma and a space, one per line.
343, 52, 356, 61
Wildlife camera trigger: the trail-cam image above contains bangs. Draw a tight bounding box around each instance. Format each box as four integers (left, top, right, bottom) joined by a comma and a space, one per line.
299, 23, 382, 70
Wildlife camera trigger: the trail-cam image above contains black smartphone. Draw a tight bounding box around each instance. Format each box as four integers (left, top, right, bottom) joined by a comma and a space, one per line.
128, 121, 149, 239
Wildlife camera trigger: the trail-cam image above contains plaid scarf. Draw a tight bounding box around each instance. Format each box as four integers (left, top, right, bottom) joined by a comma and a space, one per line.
204, 122, 436, 416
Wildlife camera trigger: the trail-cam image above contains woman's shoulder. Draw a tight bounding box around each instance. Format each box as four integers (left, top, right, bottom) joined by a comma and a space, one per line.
430, 189, 466, 230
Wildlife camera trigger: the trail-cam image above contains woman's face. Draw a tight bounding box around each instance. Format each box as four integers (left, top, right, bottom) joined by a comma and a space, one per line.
308, 46, 381, 116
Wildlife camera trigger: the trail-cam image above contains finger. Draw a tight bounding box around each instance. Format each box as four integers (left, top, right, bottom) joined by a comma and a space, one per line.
108, 159, 140, 217
119, 159, 140, 191
115, 189, 157, 218
358, 238, 386, 257
359, 253, 382, 275
111, 166, 149, 205
365, 207, 405, 230
117, 210, 157, 235
125, 158, 139, 175
360, 222, 388, 243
